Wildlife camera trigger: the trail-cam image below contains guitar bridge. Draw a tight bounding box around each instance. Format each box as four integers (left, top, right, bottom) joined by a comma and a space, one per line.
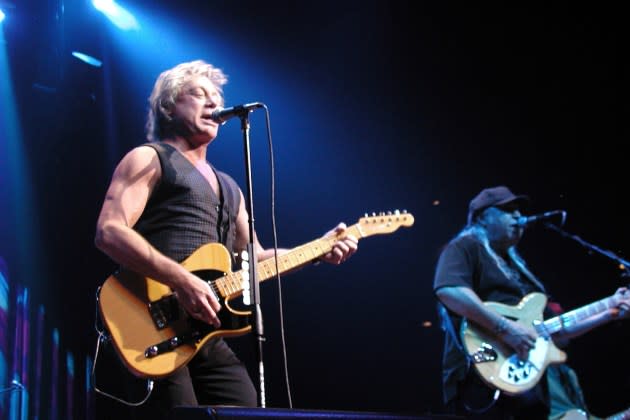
144, 326, 207, 358
470, 342, 498, 363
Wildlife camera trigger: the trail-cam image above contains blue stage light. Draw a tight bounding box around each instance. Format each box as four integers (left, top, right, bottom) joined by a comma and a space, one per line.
92, 0, 139, 31
71, 51, 103, 67
0, 9, 5, 23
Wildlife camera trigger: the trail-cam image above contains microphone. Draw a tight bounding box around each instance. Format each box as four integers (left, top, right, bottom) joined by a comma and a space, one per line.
515, 210, 567, 228
210, 102, 264, 124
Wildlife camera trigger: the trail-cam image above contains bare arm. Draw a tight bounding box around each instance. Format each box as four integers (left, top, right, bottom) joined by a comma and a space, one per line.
437, 286, 537, 359
95, 146, 222, 327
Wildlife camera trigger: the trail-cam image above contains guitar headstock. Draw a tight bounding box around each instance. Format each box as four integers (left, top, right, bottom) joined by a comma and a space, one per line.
357, 210, 414, 237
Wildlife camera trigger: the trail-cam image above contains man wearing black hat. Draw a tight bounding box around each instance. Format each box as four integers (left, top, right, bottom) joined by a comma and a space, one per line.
432, 186, 630, 419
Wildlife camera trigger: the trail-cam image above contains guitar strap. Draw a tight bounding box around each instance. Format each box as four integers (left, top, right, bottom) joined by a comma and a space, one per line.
507, 249, 547, 295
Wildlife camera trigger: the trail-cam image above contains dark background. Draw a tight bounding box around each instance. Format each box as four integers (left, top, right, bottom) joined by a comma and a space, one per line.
1, 1, 628, 418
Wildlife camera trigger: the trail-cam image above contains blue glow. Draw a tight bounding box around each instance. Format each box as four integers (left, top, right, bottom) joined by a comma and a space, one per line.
1, 26, 45, 300
92, 0, 139, 31
0, 9, 5, 23
72, 51, 103, 67
66, 352, 75, 376
97, 2, 326, 197
85, 355, 93, 391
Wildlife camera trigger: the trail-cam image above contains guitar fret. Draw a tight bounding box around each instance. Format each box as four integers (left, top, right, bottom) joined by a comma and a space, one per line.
544, 295, 618, 333
565, 297, 616, 325
285, 253, 298, 268
258, 261, 274, 279
214, 278, 227, 297
217, 273, 241, 297
209, 281, 221, 297
307, 245, 321, 260
259, 263, 273, 279
230, 273, 242, 294
544, 318, 561, 334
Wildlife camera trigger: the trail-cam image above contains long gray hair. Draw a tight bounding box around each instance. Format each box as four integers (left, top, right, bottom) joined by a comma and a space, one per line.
456, 224, 541, 287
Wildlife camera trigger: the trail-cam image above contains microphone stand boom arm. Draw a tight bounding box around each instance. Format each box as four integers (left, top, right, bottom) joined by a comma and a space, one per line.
544, 223, 630, 277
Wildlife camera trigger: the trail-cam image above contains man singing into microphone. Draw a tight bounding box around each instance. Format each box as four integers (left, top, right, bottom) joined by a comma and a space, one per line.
432, 185, 629, 419
94, 60, 359, 419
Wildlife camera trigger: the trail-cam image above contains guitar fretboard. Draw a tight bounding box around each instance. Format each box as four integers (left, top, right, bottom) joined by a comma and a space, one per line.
543, 294, 621, 334
213, 224, 365, 298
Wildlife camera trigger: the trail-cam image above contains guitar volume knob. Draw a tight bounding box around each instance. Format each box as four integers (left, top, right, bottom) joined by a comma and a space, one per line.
146, 346, 159, 358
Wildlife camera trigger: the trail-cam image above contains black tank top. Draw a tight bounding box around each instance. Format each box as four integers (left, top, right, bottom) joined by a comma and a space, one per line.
134, 142, 241, 264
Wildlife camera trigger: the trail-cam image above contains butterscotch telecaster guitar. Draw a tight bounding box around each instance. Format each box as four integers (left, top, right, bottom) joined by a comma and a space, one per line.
461, 288, 629, 395
98, 212, 414, 379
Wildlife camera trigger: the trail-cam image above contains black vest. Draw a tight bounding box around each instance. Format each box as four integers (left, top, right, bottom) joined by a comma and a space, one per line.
134, 142, 241, 264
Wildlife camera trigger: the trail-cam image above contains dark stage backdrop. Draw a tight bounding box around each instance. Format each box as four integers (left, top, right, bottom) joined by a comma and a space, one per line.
0, 1, 627, 419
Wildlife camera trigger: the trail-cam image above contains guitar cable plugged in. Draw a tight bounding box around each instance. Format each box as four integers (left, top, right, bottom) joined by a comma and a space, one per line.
463, 388, 502, 415
92, 286, 155, 407
91, 330, 155, 406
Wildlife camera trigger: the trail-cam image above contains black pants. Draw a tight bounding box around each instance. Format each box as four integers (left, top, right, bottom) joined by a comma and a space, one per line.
96, 337, 257, 420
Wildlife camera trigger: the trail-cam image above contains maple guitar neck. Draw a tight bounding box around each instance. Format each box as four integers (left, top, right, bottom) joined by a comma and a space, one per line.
542, 291, 628, 336
215, 223, 366, 298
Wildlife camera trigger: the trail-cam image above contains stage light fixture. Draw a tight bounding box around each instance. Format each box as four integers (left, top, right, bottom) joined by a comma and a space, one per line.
71, 51, 102, 67
0, 1, 15, 24
92, 0, 139, 31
